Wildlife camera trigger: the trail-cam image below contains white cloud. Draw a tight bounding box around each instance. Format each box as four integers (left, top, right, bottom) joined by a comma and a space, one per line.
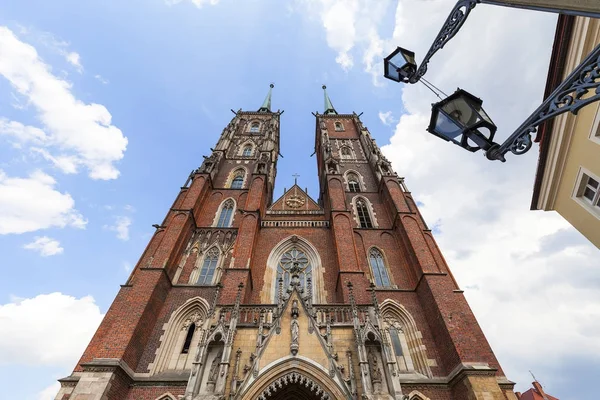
123, 261, 132, 272
38, 382, 60, 400
0, 170, 86, 234
23, 236, 64, 256
0, 293, 103, 367
31, 147, 80, 174
94, 74, 109, 84
378, 111, 394, 126
165, 0, 220, 8
0, 118, 48, 144
373, 1, 600, 393
0, 27, 127, 180
65, 51, 83, 72
105, 216, 132, 241
298, 0, 391, 81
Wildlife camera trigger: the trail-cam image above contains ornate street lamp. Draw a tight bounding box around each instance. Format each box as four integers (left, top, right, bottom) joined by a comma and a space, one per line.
383, 47, 417, 83
383, 0, 600, 162
427, 89, 501, 158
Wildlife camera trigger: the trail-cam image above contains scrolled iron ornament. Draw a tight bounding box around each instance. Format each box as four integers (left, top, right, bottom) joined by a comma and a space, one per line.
488, 43, 600, 161
412, 0, 479, 83
509, 130, 533, 156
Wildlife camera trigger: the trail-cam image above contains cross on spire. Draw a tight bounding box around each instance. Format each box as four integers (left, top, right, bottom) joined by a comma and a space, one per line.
322, 85, 337, 115
258, 83, 274, 113
292, 173, 300, 184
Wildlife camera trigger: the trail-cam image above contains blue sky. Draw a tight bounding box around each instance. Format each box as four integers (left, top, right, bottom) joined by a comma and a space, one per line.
0, 1, 598, 399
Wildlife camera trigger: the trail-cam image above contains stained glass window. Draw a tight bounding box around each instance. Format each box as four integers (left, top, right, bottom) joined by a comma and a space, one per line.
242, 145, 252, 156
369, 248, 390, 286
230, 171, 244, 189
340, 146, 352, 158
181, 323, 195, 354
216, 200, 234, 227
356, 199, 373, 228
389, 327, 403, 356
276, 248, 312, 296
198, 247, 219, 285
348, 173, 360, 192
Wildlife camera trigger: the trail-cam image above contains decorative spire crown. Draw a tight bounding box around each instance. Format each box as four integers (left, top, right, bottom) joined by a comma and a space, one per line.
258, 83, 274, 112
322, 85, 337, 115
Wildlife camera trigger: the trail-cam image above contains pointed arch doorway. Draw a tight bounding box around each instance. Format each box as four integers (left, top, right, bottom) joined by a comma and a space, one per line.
237, 359, 351, 400
256, 372, 331, 400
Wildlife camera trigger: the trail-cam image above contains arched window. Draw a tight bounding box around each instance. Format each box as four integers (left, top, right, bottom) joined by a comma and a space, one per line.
340, 146, 352, 159
335, 122, 344, 131
181, 323, 196, 354
229, 170, 245, 189
356, 198, 373, 228
276, 247, 312, 295
347, 173, 361, 192
369, 248, 390, 286
216, 199, 234, 227
250, 121, 260, 133
389, 327, 403, 356
198, 247, 219, 285
242, 144, 252, 156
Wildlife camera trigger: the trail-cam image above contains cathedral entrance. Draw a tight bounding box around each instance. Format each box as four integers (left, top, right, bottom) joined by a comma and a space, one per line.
260, 383, 324, 400
254, 372, 333, 400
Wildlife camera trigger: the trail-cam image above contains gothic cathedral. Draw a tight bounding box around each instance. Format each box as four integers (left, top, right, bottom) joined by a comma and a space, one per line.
55, 86, 517, 400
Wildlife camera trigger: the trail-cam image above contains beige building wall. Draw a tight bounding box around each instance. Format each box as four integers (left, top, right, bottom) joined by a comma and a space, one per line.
535, 16, 600, 248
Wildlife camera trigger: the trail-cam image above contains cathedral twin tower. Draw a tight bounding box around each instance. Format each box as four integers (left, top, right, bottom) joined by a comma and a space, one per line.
55, 86, 517, 400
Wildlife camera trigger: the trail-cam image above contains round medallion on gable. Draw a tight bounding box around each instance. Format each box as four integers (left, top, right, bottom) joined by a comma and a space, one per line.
286, 194, 305, 208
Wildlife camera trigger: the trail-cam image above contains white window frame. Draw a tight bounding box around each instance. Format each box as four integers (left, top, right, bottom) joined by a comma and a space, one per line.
572, 166, 600, 219
589, 104, 600, 146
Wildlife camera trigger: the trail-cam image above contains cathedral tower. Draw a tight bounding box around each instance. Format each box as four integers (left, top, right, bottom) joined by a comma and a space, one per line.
55, 86, 517, 400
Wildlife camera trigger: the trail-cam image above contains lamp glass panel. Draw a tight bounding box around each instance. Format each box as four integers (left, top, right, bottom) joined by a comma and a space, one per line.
385, 64, 401, 82
434, 110, 463, 143
441, 97, 480, 127
400, 49, 416, 65
390, 52, 408, 69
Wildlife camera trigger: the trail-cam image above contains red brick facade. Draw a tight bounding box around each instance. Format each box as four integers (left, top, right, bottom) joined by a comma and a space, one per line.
56, 97, 516, 400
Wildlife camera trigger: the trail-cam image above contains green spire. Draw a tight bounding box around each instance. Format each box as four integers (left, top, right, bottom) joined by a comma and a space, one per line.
322, 85, 337, 115
258, 83, 274, 112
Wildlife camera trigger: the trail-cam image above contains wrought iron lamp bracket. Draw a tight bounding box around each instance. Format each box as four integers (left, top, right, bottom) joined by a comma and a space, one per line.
411, 0, 480, 84
486, 43, 600, 161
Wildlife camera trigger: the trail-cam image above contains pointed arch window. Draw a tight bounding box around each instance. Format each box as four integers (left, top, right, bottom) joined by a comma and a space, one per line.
181, 323, 196, 354
340, 146, 352, 159
242, 144, 253, 157
347, 173, 361, 192
369, 248, 390, 286
276, 247, 312, 296
250, 122, 260, 133
198, 247, 219, 285
389, 327, 403, 356
230, 170, 245, 189
216, 199, 234, 227
356, 198, 373, 228
335, 122, 344, 131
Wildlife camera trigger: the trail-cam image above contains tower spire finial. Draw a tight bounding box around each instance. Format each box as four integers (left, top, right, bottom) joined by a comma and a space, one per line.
258, 83, 274, 112
322, 85, 337, 115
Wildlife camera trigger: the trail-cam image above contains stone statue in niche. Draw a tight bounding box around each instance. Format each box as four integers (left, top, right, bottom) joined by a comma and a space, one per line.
368, 349, 382, 393
290, 299, 300, 356
207, 350, 222, 391
290, 318, 299, 355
